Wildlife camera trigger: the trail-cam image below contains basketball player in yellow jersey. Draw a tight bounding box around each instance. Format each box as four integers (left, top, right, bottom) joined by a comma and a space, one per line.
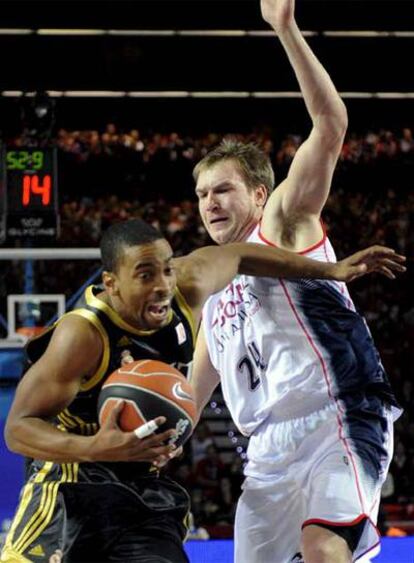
2, 219, 404, 562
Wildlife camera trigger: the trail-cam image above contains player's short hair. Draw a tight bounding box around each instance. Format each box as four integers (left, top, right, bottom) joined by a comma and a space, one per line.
100, 219, 164, 272
193, 138, 275, 196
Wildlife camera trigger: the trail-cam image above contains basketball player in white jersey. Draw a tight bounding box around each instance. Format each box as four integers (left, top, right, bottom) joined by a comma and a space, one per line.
191, 1, 404, 562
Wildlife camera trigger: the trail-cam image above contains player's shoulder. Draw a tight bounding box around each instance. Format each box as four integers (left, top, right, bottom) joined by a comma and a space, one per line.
50, 311, 104, 351
58, 310, 99, 330
24, 312, 104, 378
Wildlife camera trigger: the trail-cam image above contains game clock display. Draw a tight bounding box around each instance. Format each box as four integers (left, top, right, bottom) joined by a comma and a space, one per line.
2, 147, 59, 239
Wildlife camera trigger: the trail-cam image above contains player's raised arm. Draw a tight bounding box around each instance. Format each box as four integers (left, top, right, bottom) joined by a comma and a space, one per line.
259, 0, 348, 241
174, 242, 405, 313
5, 316, 176, 464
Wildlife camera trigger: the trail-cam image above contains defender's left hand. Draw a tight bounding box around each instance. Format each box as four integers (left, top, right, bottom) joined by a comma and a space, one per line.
334, 246, 406, 282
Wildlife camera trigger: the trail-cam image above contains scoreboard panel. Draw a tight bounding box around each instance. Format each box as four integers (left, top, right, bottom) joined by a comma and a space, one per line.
2, 147, 59, 240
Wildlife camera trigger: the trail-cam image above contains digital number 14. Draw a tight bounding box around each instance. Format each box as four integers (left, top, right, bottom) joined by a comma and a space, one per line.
22, 175, 51, 206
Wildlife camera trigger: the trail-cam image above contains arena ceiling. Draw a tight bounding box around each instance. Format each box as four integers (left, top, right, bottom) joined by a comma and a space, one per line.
1, 1, 413, 132
2, 1, 413, 30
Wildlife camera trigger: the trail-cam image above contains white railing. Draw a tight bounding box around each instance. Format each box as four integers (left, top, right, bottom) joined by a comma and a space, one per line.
1, 29, 414, 38
2, 90, 414, 99
0, 248, 100, 260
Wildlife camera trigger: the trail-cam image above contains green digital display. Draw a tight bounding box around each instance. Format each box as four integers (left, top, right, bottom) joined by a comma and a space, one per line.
6, 150, 45, 171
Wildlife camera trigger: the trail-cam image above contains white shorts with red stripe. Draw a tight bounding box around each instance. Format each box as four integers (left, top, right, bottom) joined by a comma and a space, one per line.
234, 400, 396, 563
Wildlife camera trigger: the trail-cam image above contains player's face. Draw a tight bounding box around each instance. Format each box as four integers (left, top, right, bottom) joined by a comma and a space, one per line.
110, 239, 177, 331
195, 160, 266, 244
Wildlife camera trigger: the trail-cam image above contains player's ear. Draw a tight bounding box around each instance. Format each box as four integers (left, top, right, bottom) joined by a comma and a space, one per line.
254, 184, 268, 207
102, 271, 119, 296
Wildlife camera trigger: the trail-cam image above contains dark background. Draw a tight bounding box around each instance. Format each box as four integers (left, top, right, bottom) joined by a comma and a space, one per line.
1, 0, 413, 134
2, 0, 414, 30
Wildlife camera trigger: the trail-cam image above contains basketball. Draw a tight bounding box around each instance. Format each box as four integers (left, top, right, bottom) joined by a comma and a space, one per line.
97, 359, 196, 447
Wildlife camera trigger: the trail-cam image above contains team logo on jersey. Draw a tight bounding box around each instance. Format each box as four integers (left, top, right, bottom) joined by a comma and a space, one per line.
120, 349, 134, 365
210, 281, 261, 355
28, 544, 45, 557
211, 280, 260, 331
117, 336, 132, 347
175, 322, 187, 344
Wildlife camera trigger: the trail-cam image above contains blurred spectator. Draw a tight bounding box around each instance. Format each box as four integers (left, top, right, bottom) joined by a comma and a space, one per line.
193, 444, 233, 525
191, 422, 214, 467
194, 444, 226, 501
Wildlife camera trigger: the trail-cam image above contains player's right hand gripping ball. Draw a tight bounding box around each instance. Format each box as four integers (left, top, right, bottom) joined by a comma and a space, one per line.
97, 359, 196, 447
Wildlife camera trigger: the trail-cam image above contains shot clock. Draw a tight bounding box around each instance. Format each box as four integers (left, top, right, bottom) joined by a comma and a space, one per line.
2, 147, 59, 240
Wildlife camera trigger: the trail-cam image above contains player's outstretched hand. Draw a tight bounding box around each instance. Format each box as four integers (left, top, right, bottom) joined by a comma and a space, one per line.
334, 246, 406, 282
90, 400, 177, 463
261, 0, 295, 32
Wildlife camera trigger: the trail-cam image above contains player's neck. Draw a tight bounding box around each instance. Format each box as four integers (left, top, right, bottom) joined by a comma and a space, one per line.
238, 219, 260, 242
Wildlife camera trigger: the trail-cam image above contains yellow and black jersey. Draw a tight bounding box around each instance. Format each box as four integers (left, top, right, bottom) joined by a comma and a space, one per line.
25, 284, 196, 437
1, 286, 194, 562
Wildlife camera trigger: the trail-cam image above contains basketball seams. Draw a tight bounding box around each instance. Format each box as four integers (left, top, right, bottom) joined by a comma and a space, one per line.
122, 399, 146, 426
118, 370, 184, 379
118, 360, 182, 378
118, 359, 151, 375
105, 373, 194, 402
99, 397, 147, 429
101, 383, 195, 424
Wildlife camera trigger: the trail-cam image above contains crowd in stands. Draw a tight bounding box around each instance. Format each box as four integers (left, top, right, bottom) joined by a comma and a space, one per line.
3, 124, 414, 534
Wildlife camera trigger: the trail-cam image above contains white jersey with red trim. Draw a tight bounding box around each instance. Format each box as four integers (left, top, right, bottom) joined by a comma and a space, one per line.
202, 223, 394, 436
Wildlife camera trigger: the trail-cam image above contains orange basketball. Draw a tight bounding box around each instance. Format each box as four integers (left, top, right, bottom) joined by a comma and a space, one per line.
97, 359, 196, 447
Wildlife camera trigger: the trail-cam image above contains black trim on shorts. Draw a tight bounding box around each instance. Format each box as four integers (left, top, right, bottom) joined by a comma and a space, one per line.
303, 517, 368, 554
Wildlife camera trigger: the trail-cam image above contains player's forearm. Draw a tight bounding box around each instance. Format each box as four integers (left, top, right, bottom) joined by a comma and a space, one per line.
192, 376, 219, 425
191, 339, 220, 425
275, 22, 347, 136
5, 417, 93, 463
236, 243, 338, 280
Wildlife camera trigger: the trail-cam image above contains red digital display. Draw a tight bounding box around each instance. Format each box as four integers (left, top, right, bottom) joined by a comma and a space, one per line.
22, 174, 52, 206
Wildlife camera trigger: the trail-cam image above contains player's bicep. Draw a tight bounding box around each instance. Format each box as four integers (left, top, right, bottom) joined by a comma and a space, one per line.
9, 316, 103, 420
191, 322, 220, 422
265, 128, 344, 220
